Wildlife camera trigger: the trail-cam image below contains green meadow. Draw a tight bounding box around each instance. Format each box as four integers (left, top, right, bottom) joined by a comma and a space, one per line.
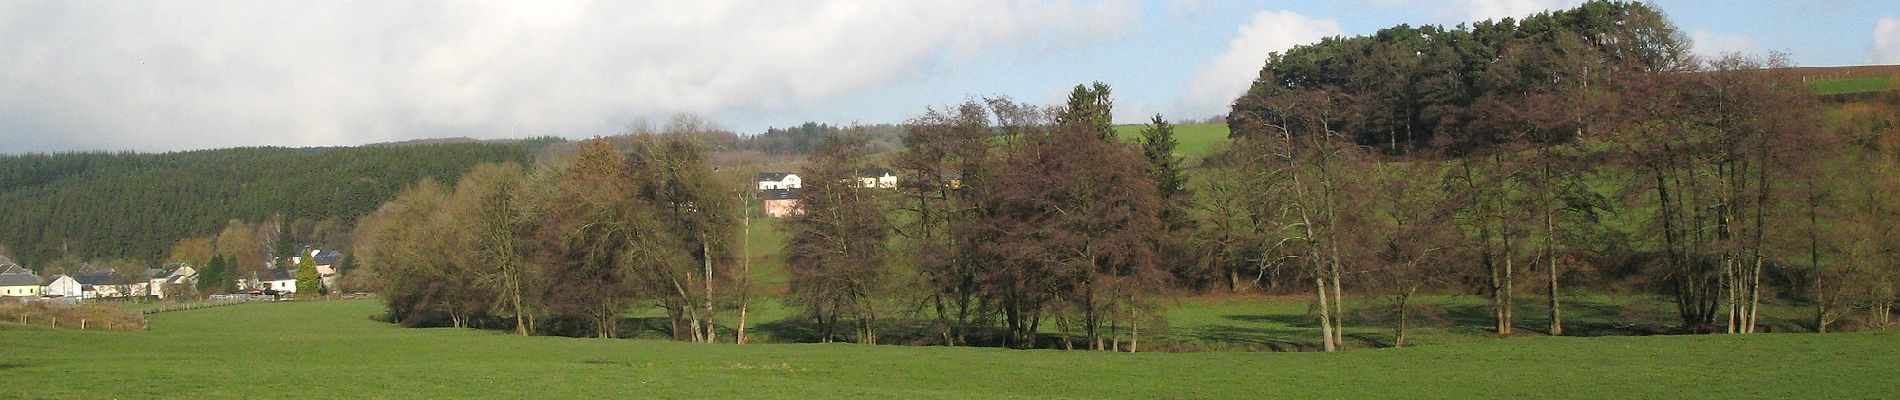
1812, 76, 1895, 95
2, 299, 1895, 399
1113, 123, 1231, 159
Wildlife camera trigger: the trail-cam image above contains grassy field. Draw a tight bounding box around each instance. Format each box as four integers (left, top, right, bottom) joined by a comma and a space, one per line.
2, 299, 1895, 399
1812, 76, 1896, 95
1113, 123, 1230, 159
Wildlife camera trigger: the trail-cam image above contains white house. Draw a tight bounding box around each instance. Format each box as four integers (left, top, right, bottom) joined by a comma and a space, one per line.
855, 167, 898, 189
757, 172, 802, 190
0, 264, 41, 297
146, 265, 198, 299
42, 274, 83, 298
72, 271, 139, 299
255, 267, 297, 294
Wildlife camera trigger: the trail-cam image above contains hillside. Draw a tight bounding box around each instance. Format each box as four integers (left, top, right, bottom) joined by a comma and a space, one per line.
1, 300, 1894, 399
0, 144, 533, 267
1111, 123, 1230, 159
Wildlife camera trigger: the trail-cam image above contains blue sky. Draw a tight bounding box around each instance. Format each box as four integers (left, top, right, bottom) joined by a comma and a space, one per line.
1, 0, 1896, 153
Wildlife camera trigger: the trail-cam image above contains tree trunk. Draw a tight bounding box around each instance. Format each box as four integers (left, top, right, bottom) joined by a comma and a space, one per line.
1316, 273, 1336, 352
702, 240, 716, 343
1542, 147, 1564, 337
737, 208, 752, 344
1746, 256, 1762, 333
1394, 293, 1410, 348
1130, 307, 1140, 353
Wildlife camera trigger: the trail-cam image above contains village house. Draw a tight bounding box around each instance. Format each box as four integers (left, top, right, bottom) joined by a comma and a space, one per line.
0, 263, 41, 297
855, 167, 898, 189
757, 172, 802, 191
43, 271, 119, 299
240, 267, 298, 294
291, 249, 343, 292
158, 264, 198, 298
42, 274, 80, 298
762, 188, 803, 218
757, 172, 806, 218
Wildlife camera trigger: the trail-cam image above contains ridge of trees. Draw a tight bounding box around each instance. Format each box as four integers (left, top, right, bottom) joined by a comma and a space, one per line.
342, 0, 1897, 350
0, 143, 533, 269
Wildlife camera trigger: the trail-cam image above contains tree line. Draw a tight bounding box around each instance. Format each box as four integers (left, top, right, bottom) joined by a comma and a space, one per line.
354, 119, 743, 341
0, 143, 535, 270
352, 1, 1897, 350
1216, 0, 1897, 346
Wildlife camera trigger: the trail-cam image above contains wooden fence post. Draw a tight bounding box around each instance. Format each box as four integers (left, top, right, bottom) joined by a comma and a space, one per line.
81, 319, 87, 330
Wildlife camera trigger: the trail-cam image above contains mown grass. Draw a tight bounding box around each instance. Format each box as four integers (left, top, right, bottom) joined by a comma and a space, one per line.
3, 299, 1895, 399
1812, 76, 1895, 95
1113, 123, 1230, 158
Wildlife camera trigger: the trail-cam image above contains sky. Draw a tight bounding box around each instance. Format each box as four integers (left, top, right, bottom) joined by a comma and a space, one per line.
1, 0, 1896, 153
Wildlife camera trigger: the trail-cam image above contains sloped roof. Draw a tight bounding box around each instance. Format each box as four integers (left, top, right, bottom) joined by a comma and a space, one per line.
262, 267, 294, 281
856, 167, 894, 178
313, 250, 343, 266
0, 254, 17, 269
762, 188, 801, 200
0, 264, 29, 275
0, 270, 40, 286
69, 272, 118, 286
757, 172, 795, 182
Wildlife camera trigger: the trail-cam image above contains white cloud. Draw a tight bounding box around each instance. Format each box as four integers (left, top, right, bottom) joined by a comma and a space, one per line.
1175, 10, 1341, 118
0, 0, 1137, 152
1690, 29, 1769, 60
1873, 17, 1900, 64
1451, 0, 1583, 23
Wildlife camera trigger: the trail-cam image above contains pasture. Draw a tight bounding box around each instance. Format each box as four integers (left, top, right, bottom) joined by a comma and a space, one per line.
4, 299, 1895, 399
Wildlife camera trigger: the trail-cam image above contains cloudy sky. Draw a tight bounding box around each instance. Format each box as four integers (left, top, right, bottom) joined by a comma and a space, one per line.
2, 0, 1896, 153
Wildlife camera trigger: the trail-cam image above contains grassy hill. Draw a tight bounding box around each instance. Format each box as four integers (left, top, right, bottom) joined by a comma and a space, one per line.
1111, 123, 1230, 159
2, 299, 1894, 399
1812, 76, 1895, 95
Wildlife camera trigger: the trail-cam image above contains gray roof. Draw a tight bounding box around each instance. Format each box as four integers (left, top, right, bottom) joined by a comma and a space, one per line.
0, 264, 28, 275
0, 271, 39, 286
69, 272, 118, 285
313, 250, 343, 266
762, 188, 801, 200
263, 267, 294, 281
757, 172, 794, 182
0, 254, 16, 269
856, 167, 894, 178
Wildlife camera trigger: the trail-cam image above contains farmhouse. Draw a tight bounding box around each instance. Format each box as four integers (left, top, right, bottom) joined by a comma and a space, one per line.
855, 167, 898, 189
762, 188, 803, 218
256, 267, 297, 294
42, 274, 80, 298
0, 264, 41, 297
757, 172, 802, 191
42, 271, 119, 298
308, 249, 343, 290
161, 264, 198, 287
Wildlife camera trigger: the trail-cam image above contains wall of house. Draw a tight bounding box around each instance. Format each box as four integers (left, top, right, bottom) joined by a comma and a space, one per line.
764, 199, 802, 218
1, 285, 39, 297
44, 277, 82, 298
759, 175, 803, 190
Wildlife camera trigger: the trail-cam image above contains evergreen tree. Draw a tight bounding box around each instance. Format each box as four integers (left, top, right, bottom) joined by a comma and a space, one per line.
1058, 82, 1115, 140
195, 255, 227, 295
295, 255, 321, 296
1139, 114, 1188, 226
